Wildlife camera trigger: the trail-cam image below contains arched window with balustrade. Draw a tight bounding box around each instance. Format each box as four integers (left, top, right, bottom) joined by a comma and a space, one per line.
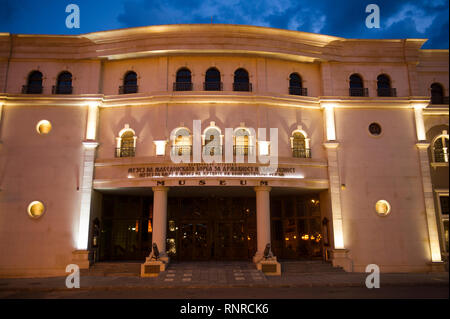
349, 73, 368, 97
115, 124, 137, 157
174, 68, 193, 91
23, 70, 43, 94
120, 71, 138, 94
204, 68, 222, 91
233, 68, 251, 92
53, 71, 73, 94
290, 127, 311, 158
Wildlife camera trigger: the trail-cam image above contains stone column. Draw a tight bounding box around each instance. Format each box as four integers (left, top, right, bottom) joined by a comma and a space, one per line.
73, 102, 100, 268
416, 143, 442, 263
253, 186, 272, 263
321, 103, 352, 272
152, 186, 169, 261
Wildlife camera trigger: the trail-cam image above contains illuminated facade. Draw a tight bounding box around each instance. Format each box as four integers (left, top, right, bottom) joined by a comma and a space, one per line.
0, 24, 448, 277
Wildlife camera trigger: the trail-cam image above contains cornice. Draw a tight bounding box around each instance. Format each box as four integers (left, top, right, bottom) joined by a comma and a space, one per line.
1, 93, 437, 110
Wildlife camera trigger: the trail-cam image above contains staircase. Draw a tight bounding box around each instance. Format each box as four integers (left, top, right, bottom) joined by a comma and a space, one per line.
82, 262, 142, 277
281, 260, 345, 274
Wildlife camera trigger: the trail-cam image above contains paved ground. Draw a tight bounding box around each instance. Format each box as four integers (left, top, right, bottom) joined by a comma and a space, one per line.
0, 261, 448, 299
1, 286, 448, 299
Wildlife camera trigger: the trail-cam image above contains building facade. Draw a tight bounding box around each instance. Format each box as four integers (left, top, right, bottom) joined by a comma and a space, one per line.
0, 24, 448, 277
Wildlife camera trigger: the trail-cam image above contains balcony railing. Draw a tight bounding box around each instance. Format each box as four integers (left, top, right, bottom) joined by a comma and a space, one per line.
289, 87, 308, 96
22, 85, 43, 94
115, 147, 136, 158
203, 82, 223, 91
431, 96, 449, 105
292, 148, 312, 158
233, 82, 252, 92
377, 88, 397, 97
119, 85, 138, 94
173, 82, 193, 91
52, 85, 73, 94
171, 145, 193, 156
233, 145, 255, 156
203, 145, 223, 155
434, 149, 449, 163
349, 88, 369, 97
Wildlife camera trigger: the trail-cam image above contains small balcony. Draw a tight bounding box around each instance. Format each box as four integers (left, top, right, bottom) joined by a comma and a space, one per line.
203, 145, 223, 155
171, 145, 193, 156
292, 148, 312, 158
233, 82, 252, 92
434, 149, 449, 163
431, 96, 449, 105
119, 85, 138, 94
22, 85, 43, 94
52, 85, 73, 94
173, 82, 193, 91
115, 147, 136, 158
349, 88, 369, 97
289, 87, 308, 96
203, 82, 223, 91
377, 88, 397, 97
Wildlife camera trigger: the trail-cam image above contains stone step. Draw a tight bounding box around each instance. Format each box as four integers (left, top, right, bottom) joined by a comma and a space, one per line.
281, 261, 345, 273
83, 262, 142, 276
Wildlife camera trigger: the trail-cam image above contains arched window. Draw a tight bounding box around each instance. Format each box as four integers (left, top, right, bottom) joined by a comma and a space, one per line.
431, 83, 444, 104
174, 68, 192, 91
349, 74, 367, 97
234, 127, 253, 156
120, 71, 138, 94
377, 74, 395, 97
172, 127, 192, 155
203, 123, 222, 156
289, 73, 306, 96
115, 124, 137, 157
290, 128, 311, 158
204, 68, 222, 91
23, 70, 43, 94
233, 68, 252, 92
54, 71, 73, 94
433, 131, 449, 163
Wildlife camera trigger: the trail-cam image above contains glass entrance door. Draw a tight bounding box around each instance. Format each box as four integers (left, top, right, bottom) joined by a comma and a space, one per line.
178, 222, 210, 260
168, 197, 256, 261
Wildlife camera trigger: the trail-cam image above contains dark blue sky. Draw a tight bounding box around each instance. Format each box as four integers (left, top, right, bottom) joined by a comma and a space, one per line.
0, 0, 448, 49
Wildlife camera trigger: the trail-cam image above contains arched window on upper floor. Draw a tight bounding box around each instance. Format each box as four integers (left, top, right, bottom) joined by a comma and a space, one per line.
377, 74, 396, 97
290, 126, 311, 158
233, 68, 252, 92
349, 73, 368, 97
432, 130, 449, 163
431, 83, 446, 105
202, 121, 223, 156
174, 68, 193, 91
233, 124, 255, 156
23, 70, 43, 94
120, 71, 138, 94
204, 68, 222, 91
172, 126, 192, 156
115, 124, 137, 157
289, 73, 307, 96
53, 71, 73, 94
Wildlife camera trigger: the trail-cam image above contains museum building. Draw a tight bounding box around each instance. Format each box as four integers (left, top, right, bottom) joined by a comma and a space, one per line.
0, 24, 448, 277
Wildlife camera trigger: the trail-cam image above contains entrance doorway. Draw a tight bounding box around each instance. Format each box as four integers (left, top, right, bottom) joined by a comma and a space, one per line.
167, 197, 257, 261
271, 196, 324, 260
99, 196, 153, 261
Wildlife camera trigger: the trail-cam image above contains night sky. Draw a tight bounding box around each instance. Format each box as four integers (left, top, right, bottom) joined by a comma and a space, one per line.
0, 0, 448, 49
